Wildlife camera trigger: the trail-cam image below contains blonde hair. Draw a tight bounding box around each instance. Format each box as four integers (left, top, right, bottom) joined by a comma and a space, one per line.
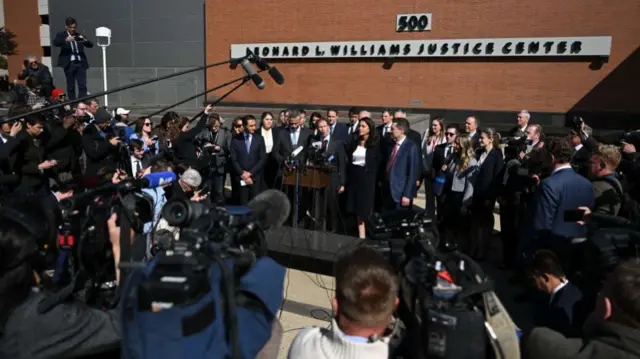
456, 133, 476, 173
597, 144, 622, 170
430, 117, 445, 143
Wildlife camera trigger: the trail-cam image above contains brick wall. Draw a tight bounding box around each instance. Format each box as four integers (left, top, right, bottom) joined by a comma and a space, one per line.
205, 0, 640, 114
5, 0, 42, 80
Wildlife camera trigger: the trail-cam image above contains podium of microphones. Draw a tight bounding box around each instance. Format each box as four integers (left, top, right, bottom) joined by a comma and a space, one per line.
283, 164, 332, 231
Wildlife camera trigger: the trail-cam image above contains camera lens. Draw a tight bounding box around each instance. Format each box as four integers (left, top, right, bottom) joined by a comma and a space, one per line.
161, 199, 209, 227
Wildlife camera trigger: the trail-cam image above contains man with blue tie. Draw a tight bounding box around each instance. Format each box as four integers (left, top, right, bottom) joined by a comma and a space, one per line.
326, 108, 348, 144
384, 117, 420, 211
230, 115, 266, 205
52, 17, 94, 100
528, 136, 595, 268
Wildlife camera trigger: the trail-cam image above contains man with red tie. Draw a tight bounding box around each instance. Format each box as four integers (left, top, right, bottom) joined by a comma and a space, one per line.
384, 117, 421, 211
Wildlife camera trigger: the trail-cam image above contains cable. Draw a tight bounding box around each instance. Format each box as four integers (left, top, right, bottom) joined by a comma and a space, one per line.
2, 57, 246, 124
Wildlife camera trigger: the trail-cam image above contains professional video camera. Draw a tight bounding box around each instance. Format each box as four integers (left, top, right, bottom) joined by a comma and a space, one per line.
53, 172, 175, 308
120, 190, 290, 359
373, 209, 520, 359
501, 135, 532, 161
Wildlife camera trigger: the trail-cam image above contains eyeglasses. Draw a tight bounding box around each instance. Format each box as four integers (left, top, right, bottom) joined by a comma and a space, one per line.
144, 122, 152, 126
446, 132, 456, 136
234, 124, 243, 128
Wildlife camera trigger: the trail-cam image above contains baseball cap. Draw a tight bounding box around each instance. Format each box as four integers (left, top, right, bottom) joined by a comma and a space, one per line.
51, 88, 65, 99
115, 107, 131, 116
93, 107, 112, 124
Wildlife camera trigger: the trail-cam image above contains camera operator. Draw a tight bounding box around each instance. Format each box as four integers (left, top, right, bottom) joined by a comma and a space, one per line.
169, 105, 213, 168
288, 246, 398, 359
0, 201, 121, 359
82, 107, 122, 176
18, 56, 53, 98
524, 260, 640, 359
43, 110, 82, 176
23, 77, 47, 110
587, 144, 623, 216
194, 113, 230, 204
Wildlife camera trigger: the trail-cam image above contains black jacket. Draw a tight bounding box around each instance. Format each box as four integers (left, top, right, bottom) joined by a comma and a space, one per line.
13, 131, 46, 190
172, 115, 208, 168
44, 122, 82, 175
81, 125, 119, 176
18, 64, 53, 88
52, 31, 94, 69
0, 291, 120, 359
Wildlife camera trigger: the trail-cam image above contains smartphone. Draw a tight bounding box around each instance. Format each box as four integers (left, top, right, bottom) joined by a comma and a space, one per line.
564, 209, 586, 222
200, 185, 210, 194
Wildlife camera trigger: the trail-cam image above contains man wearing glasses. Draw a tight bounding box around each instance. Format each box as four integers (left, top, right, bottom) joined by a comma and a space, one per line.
18, 56, 54, 98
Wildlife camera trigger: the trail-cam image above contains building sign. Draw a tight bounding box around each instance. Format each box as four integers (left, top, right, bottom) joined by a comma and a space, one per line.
397, 13, 432, 32
231, 36, 612, 59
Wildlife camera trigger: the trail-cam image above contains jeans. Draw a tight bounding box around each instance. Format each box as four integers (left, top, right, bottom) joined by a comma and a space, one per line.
205, 172, 226, 205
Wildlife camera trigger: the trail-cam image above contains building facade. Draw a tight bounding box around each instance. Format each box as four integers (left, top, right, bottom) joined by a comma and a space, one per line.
205, 0, 640, 128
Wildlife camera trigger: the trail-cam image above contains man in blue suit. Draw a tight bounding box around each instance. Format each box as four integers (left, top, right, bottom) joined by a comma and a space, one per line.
384, 117, 420, 211
326, 108, 349, 144
529, 136, 595, 266
52, 17, 94, 100
229, 116, 266, 205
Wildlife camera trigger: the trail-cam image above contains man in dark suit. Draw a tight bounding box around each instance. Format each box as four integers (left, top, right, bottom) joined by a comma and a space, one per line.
229, 116, 266, 205
526, 250, 585, 337
124, 139, 151, 179
44, 112, 82, 176
391, 110, 423, 193
508, 110, 531, 138
311, 118, 347, 231
195, 114, 232, 203
327, 108, 348, 144
524, 260, 640, 359
52, 17, 94, 100
432, 124, 459, 174
384, 118, 420, 211
465, 115, 480, 149
569, 129, 590, 177
528, 137, 594, 267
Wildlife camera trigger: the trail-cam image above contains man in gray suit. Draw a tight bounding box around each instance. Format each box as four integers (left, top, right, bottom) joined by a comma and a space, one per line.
196, 113, 231, 204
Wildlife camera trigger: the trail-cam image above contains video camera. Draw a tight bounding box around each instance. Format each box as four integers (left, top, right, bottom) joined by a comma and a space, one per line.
370, 209, 519, 359
120, 190, 290, 359
501, 136, 532, 161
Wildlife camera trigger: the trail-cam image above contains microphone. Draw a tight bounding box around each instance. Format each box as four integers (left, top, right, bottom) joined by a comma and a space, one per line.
268, 67, 285, 85
250, 52, 285, 85
240, 59, 265, 90
247, 189, 291, 228
141, 171, 176, 188
291, 146, 304, 158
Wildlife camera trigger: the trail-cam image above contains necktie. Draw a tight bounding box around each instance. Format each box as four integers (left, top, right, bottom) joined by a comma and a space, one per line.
291, 130, 297, 146
387, 143, 400, 175
349, 125, 354, 135
445, 145, 452, 158
322, 139, 328, 151
245, 134, 251, 153
135, 160, 142, 176
330, 125, 334, 136
384, 126, 390, 136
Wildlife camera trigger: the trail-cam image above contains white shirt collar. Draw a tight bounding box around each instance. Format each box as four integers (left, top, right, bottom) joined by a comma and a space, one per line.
131, 155, 141, 163
520, 125, 528, 132
549, 280, 569, 304
322, 134, 331, 142
552, 163, 573, 174
574, 144, 583, 152
469, 131, 476, 137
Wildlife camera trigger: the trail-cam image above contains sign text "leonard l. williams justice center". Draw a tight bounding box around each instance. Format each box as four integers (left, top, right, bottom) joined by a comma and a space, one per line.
231, 36, 612, 59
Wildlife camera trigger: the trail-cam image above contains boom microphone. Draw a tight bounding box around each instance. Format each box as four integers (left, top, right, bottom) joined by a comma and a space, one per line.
247, 189, 291, 228
268, 67, 285, 85
240, 59, 265, 90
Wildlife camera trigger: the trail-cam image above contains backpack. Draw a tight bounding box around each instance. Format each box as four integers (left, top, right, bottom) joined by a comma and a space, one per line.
601, 175, 640, 221
121, 255, 285, 359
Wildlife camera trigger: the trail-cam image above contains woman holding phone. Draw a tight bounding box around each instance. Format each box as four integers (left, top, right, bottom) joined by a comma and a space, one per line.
130, 116, 160, 155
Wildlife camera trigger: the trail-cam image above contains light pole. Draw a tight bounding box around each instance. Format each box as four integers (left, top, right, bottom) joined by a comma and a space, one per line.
95, 27, 112, 107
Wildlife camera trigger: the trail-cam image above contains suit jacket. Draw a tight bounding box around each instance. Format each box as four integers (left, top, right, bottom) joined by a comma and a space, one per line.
0, 136, 20, 190
388, 138, 420, 202
195, 127, 232, 174
432, 142, 455, 176
273, 127, 313, 166
229, 132, 266, 183
123, 154, 152, 179
329, 122, 349, 144
572, 145, 591, 177
523, 322, 640, 359
533, 166, 595, 245
313, 135, 347, 187
52, 30, 94, 69
537, 282, 584, 338
474, 148, 505, 202
44, 122, 81, 175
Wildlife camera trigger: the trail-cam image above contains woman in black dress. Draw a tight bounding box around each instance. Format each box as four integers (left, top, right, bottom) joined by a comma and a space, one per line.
346, 117, 380, 238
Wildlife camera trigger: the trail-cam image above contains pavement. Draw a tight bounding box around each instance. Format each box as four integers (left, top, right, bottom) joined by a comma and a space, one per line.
272, 195, 532, 358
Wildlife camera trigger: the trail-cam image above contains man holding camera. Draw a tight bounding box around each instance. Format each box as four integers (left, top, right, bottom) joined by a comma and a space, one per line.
81, 108, 121, 176
18, 56, 53, 98
53, 17, 94, 101
195, 113, 231, 204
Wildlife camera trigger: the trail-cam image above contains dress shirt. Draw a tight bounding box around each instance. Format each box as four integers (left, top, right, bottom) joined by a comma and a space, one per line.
290, 128, 300, 146
352, 146, 366, 167
321, 135, 330, 151
0, 133, 7, 144
349, 122, 358, 135
574, 144, 584, 153
130, 155, 143, 177
382, 125, 391, 137
444, 143, 454, 159
329, 123, 336, 135
552, 163, 573, 175
262, 127, 273, 153
244, 132, 252, 153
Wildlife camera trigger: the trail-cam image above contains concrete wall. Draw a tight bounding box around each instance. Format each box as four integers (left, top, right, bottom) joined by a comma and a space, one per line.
48, 0, 206, 109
